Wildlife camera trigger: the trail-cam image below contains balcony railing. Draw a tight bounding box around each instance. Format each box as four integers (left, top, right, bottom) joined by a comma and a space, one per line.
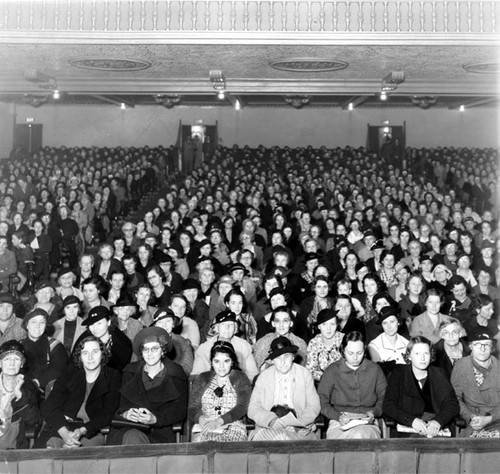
0, 1, 497, 36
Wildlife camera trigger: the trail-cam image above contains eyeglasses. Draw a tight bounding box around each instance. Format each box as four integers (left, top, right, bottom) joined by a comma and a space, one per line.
472, 342, 493, 350
142, 345, 161, 354
442, 330, 461, 337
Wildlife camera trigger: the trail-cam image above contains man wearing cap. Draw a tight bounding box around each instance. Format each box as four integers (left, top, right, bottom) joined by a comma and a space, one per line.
191, 309, 258, 382
0, 293, 26, 345
451, 328, 500, 437
248, 336, 320, 441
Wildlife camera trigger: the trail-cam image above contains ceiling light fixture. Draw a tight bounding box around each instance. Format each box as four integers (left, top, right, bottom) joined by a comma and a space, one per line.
235, 100, 241, 111
210, 70, 226, 99
217, 90, 225, 100
120, 102, 126, 110
380, 92, 387, 101
155, 94, 180, 108
348, 103, 354, 111
459, 105, 465, 112
53, 90, 60, 99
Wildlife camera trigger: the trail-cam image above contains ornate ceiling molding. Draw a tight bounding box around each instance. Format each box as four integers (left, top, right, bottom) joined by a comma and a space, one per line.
69, 58, 151, 71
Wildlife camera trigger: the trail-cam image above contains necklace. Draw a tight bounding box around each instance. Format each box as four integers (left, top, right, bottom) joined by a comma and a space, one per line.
1, 375, 14, 394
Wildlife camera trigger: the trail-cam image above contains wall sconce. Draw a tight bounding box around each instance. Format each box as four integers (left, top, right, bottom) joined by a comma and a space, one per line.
284, 95, 310, 109
155, 94, 181, 108
411, 96, 438, 109
210, 70, 226, 97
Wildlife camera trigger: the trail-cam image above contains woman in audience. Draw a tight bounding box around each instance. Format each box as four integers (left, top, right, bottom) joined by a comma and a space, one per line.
410, 289, 447, 344
112, 293, 144, 343
152, 308, 193, 376
462, 294, 497, 336
318, 331, 387, 439
224, 288, 257, 345
82, 275, 110, 318
383, 336, 459, 438
107, 327, 188, 445
248, 336, 320, 441
306, 308, 344, 382
451, 328, 500, 437
0, 340, 40, 449
55, 268, 84, 301
53, 295, 86, 355
433, 317, 469, 380
253, 306, 307, 372
399, 273, 426, 331
297, 275, 334, 343
368, 306, 408, 374
21, 308, 67, 394
34, 335, 121, 448
73, 306, 132, 372
189, 341, 251, 442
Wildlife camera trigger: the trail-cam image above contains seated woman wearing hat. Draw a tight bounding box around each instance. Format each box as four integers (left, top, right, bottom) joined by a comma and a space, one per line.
107, 327, 188, 445
73, 306, 132, 372
152, 308, 193, 377
53, 295, 86, 356
21, 308, 67, 393
253, 306, 307, 372
248, 336, 320, 441
451, 328, 500, 437
112, 293, 144, 344
0, 340, 40, 449
191, 310, 258, 383
23, 280, 62, 324
368, 306, 409, 376
306, 308, 344, 382
189, 341, 251, 442
318, 331, 387, 439
55, 268, 84, 302
34, 335, 121, 448
433, 317, 469, 380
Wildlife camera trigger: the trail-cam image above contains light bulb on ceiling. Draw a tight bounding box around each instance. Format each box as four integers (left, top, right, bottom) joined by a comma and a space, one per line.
120, 102, 126, 110
52, 90, 60, 99
235, 100, 241, 110
380, 92, 387, 101
218, 90, 225, 100
459, 105, 465, 112
348, 103, 354, 111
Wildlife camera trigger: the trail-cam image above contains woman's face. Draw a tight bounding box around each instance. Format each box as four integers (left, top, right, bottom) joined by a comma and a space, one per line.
142, 341, 163, 366
381, 315, 399, 337
136, 287, 151, 305
441, 322, 462, 346
212, 351, 232, 378
36, 287, 53, 304
83, 283, 99, 303
0, 354, 22, 376
59, 273, 74, 289
364, 278, 378, 297
319, 318, 338, 340
408, 277, 423, 296
273, 352, 294, 375
170, 297, 187, 318
479, 302, 494, 320
345, 254, 357, 268
344, 340, 365, 369
426, 295, 441, 315
179, 233, 191, 247
155, 317, 174, 335
227, 294, 244, 315
409, 342, 431, 371
27, 315, 46, 340
315, 280, 329, 298
89, 318, 110, 339
272, 311, 292, 336
80, 340, 102, 371
64, 303, 80, 322
382, 254, 395, 269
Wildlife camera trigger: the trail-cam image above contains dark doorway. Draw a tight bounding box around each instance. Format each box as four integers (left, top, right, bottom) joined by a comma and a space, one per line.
13, 123, 43, 154
367, 124, 405, 165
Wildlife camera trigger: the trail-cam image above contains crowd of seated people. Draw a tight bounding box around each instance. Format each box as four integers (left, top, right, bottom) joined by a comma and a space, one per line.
0, 142, 498, 449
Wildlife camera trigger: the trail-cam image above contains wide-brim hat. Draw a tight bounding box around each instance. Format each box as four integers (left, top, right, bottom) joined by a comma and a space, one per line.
34, 280, 53, 293
212, 309, 237, 327
83, 305, 112, 326
229, 263, 246, 274
266, 336, 298, 361
132, 326, 171, 355
0, 293, 15, 305
316, 308, 337, 326
153, 307, 180, 327
57, 267, 76, 280
23, 308, 49, 327
0, 340, 25, 361
182, 278, 200, 291
113, 293, 138, 311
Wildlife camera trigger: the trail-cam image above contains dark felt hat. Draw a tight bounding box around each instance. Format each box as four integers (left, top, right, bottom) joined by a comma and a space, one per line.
266, 336, 298, 361
82, 305, 112, 326
132, 326, 171, 355
316, 308, 337, 326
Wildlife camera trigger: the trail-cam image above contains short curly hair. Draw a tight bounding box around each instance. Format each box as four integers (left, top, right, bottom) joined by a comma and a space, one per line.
72, 335, 110, 368
403, 336, 436, 364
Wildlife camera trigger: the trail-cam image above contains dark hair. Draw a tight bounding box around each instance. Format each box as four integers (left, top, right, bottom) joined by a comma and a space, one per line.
224, 288, 248, 313
473, 294, 493, 311
271, 306, 294, 324
404, 336, 436, 364
147, 264, 165, 281
210, 340, 240, 371
82, 275, 108, 296
362, 273, 386, 293
424, 288, 443, 303
340, 331, 366, 357
73, 335, 110, 368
